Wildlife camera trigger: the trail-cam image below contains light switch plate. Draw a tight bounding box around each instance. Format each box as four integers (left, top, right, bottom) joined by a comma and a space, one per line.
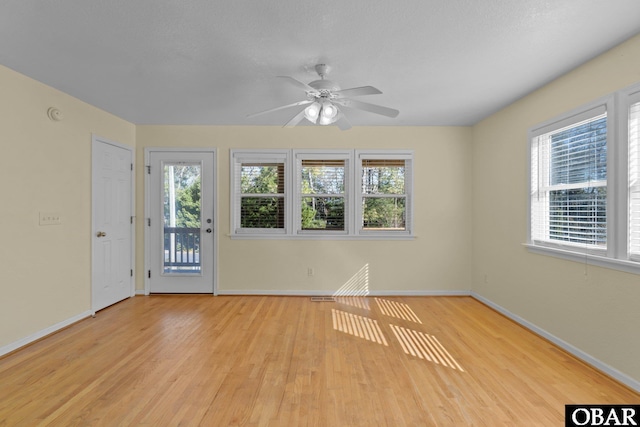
39, 211, 62, 226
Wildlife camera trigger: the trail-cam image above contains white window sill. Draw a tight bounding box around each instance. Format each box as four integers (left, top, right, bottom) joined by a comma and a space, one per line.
229, 234, 416, 241
524, 243, 640, 275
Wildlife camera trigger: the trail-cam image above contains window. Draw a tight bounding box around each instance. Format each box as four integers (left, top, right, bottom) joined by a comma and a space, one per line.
231, 149, 414, 239
530, 106, 608, 252
528, 82, 640, 273
231, 150, 289, 234
295, 151, 349, 234
628, 89, 640, 261
358, 156, 411, 234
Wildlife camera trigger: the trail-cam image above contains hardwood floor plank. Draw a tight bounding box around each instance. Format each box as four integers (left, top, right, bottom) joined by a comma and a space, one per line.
0, 295, 638, 426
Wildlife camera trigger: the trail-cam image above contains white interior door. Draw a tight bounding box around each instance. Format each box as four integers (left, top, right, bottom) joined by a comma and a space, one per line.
147, 150, 215, 293
92, 136, 134, 312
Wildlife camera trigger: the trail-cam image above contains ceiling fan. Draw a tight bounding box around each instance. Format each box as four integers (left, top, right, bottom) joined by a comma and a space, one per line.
248, 64, 399, 131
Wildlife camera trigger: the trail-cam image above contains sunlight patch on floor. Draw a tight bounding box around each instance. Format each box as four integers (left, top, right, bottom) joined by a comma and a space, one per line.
332, 309, 388, 346
375, 298, 422, 323
389, 324, 464, 371
335, 296, 370, 310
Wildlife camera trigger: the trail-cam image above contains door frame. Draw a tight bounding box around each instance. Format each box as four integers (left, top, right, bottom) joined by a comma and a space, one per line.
144, 147, 218, 295
91, 134, 136, 314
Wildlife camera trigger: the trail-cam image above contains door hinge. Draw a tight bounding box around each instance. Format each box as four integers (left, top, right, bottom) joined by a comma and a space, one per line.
148, 270, 151, 278
146, 165, 151, 174
131, 163, 133, 171
130, 269, 133, 277
130, 216, 133, 224
147, 218, 151, 226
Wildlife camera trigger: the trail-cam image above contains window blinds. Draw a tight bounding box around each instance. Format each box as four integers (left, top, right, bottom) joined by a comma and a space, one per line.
531, 112, 607, 248
300, 159, 346, 231
361, 158, 408, 231
238, 162, 285, 229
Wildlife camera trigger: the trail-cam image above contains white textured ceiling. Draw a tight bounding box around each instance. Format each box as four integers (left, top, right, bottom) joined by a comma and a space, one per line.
1, 0, 640, 126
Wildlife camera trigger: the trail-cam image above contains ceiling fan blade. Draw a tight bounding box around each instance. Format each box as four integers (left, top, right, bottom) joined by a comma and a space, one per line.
334, 98, 399, 118
335, 114, 352, 131
247, 99, 312, 118
276, 76, 317, 93
334, 86, 382, 98
283, 107, 309, 128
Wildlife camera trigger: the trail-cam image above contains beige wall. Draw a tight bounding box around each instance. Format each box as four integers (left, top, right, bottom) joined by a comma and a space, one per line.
0, 65, 135, 347
135, 126, 473, 294
472, 34, 640, 383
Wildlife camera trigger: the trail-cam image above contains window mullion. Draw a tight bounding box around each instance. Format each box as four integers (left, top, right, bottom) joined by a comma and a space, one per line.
610, 93, 627, 259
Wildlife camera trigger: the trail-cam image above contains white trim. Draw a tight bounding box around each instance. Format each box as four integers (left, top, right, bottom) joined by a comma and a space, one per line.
471, 292, 640, 393
530, 99, 609, 138
524, 243, 640, 275
0, 311, 92, 357
144, 149, 151, 296
228, 233, 416, 240
216, 289, 470, 296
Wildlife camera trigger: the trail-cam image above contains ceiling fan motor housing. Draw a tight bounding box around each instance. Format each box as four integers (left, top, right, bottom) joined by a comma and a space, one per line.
308, 79, 340, 95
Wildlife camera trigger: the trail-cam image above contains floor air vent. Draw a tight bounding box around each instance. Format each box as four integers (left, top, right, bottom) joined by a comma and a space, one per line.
310, 296, 336, 302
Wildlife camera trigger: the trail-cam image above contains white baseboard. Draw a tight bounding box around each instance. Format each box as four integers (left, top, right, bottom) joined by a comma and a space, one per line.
216, 289, 472, 297
470, 292, 640, 393
0, 310, 92, 358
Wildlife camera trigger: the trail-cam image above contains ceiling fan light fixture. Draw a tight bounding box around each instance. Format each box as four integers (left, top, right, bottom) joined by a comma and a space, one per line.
304, 102, 321, 123
322, 102, 337, 118
318, 101, 339, 125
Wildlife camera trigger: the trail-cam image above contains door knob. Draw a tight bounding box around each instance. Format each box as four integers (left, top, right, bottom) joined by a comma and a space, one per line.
96, 231, 107, 237
206, 228, 212, 233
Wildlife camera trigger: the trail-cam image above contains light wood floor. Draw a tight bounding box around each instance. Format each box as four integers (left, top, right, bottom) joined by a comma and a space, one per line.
0, 296, 638, 426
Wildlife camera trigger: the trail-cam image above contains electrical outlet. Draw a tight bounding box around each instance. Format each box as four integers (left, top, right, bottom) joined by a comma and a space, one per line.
307, 268, 315, 277
39, 211, 62, 226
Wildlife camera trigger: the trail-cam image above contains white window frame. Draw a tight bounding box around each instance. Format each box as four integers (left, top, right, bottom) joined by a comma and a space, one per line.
230, 149, 414, 240
294, 150, 352, 236
621, 83, 640, 262
526, 83, 640, 275
529, 100, 611, 256
230, 149, 290, 235
355, 150, 414, 237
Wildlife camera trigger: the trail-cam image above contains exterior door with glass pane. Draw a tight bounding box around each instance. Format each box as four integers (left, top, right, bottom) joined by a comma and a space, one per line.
148, 150, 215, 293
